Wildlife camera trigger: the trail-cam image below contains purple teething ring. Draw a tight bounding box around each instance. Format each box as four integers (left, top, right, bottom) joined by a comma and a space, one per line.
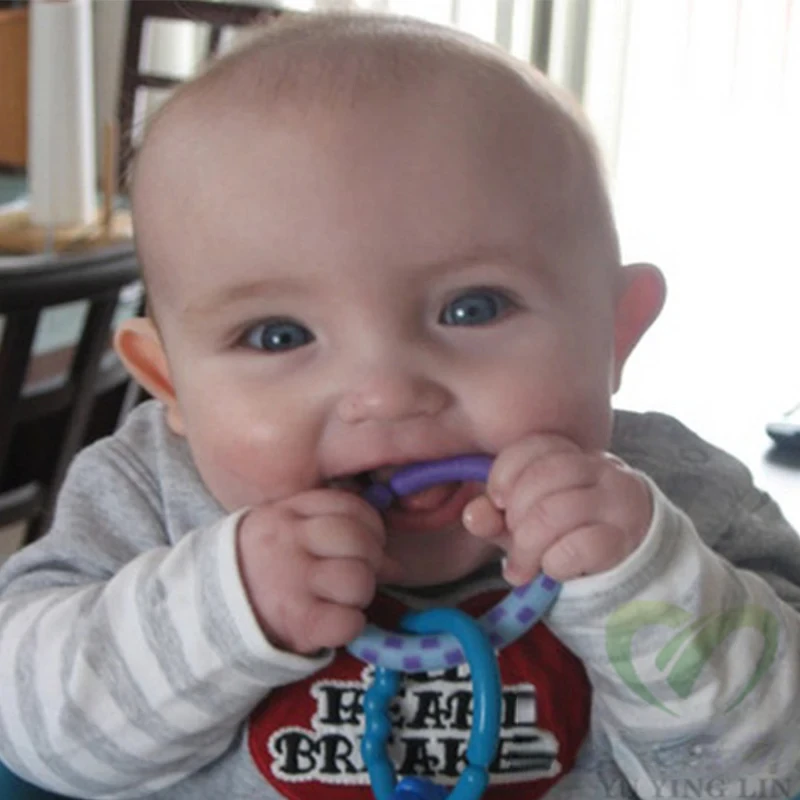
361, 455, 495, 511
347, 455, 561, 672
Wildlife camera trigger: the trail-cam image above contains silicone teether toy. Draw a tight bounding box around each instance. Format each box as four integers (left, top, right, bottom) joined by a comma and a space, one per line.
362, 607, 502, 800
347, 455, 563, 800
347, 455, 561, 671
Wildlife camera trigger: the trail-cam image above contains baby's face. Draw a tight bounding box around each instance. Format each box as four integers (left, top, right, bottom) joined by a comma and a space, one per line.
135, 81, 625, 586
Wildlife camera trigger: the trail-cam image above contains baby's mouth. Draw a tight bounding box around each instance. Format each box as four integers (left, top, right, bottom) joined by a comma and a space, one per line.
327, 470, 375, 495
393, 481, 460, 511
329, 468, 468, 529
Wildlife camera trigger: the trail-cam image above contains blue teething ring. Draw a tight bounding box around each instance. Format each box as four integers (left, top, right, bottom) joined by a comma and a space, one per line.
346, 455, 561, 670
361, 608, 502, 800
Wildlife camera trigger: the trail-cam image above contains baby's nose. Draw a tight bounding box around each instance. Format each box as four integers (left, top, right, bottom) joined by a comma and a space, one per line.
336, 368, 450, 424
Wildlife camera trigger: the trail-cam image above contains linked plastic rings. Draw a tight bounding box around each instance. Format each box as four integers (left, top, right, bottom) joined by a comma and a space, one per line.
361, 608, 502, 800
346, 455, 561, 671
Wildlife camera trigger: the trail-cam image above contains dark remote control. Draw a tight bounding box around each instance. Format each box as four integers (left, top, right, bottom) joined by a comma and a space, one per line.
766, 402, 800, 450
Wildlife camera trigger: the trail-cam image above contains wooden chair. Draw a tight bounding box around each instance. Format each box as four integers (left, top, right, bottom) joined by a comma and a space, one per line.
118, 0, 283, 189
0, 245, 141, 545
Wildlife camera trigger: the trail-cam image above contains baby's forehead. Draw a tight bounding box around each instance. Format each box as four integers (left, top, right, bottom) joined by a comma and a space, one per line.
139, 12, 592, 163
132, 14, 613, 306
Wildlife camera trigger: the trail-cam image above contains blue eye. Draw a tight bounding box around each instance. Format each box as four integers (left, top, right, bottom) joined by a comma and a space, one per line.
440, 289, 511, 326
244, 320, 314, 352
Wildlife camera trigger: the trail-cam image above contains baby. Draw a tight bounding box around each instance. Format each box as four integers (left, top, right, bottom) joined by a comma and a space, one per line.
1, 11, 800, 800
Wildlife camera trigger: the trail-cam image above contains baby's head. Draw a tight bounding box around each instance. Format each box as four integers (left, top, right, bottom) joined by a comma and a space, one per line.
116, 11, 664, 586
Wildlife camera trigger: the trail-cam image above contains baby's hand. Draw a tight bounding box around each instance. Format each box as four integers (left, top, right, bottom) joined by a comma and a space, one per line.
463, 435, 652, 584
237, 490, 399, 655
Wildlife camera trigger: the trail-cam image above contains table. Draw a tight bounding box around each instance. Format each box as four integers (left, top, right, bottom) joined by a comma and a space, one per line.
0, 173, 140, 390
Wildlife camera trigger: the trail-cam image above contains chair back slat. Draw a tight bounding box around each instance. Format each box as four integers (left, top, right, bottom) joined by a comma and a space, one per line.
0, 310, 39, 484
118, 0, 283, 190
0, 483, 42, 530
43, 295, 121, 521
207, 26, 223, 58
0, 247, 140, 545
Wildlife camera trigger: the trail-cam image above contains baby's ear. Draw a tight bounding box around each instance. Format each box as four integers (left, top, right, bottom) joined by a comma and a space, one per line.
114, 317, 186, 435
612, 262, 666, 392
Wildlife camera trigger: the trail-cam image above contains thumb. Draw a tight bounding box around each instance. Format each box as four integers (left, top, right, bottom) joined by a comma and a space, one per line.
462, 494, 505, 540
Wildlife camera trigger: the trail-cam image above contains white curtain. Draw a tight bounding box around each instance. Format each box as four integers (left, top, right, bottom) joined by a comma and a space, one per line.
280, 0, 538, 61
589, 0, 800, 263
585, 0, 800, 463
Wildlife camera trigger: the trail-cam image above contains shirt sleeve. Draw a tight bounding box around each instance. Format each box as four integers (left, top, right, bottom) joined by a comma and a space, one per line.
546, 473, 800, 799
0, 445, 331, 799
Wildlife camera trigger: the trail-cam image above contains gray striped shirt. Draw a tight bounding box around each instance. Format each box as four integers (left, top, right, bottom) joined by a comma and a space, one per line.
1, 401, 799, 798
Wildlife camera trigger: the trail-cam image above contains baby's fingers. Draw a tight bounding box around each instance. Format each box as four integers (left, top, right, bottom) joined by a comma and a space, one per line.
290, 489, 385, 542
502, 487, 601, 585
302, 516, 385, 573
502, 453, 601, 531
541, 523, 633, 581
300, 600, 367, 652
488, 434, 580, 508
462, 495, 505, 539
308, 558, 377, 608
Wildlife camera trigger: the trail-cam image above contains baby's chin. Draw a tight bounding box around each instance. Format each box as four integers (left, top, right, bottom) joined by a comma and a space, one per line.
382, 524, 500, 589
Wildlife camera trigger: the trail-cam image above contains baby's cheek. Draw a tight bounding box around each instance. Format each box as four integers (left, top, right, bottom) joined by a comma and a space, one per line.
186, 406, 321, 512
468, 368, 612, 454
465, 374, 563, 446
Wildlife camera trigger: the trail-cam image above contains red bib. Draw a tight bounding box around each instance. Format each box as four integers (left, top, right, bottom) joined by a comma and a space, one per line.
248, 590, 590, 799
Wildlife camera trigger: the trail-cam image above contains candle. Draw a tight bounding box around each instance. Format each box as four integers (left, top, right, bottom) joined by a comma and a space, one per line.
28, 0, 97, 229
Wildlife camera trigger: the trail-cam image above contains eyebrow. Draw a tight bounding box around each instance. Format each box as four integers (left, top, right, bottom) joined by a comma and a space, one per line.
181, 274, 312, 318
180, 244, 533, 318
